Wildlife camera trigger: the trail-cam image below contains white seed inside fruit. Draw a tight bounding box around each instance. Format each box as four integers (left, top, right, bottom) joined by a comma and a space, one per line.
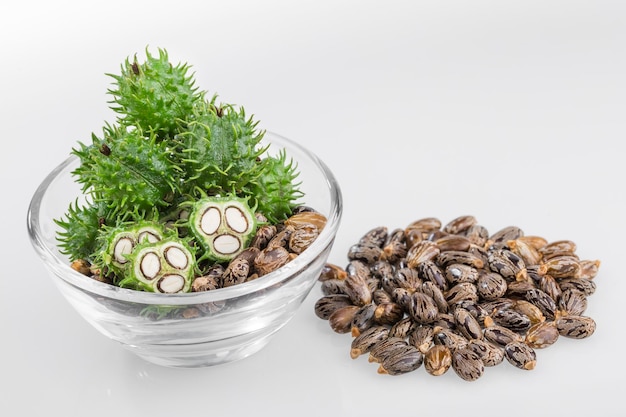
213, 234, 241, 255
114, 237, 134, 264
158, 274, 185, 293
138, 229, 160, 243
164, 245, 188, 270
140, 252, 161, 280
225, 206, 249, 233
200, 206, 221, 235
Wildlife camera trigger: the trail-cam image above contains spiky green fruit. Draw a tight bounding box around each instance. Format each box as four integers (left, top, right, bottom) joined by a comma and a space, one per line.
71, 124, 180, 213
175, 100, 267, 196
107, 48, 204, 139
252, 150, 303, 223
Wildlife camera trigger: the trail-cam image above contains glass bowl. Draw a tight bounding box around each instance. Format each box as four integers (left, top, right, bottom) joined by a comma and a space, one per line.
27, 132, 342, 368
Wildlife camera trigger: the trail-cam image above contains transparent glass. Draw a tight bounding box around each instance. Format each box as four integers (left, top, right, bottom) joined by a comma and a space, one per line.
27, 132, 342, 368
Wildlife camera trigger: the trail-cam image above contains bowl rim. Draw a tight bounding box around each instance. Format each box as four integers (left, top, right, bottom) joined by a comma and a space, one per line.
27, 131, 343, 305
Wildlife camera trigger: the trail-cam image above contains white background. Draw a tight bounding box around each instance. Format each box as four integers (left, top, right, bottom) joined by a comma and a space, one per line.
2, 1, 625, 416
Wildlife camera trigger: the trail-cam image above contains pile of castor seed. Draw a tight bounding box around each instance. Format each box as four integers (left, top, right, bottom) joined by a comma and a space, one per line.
314, 215, 599, 381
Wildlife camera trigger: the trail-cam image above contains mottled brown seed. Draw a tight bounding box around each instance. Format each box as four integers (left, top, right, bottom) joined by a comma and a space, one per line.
377, 345, 424, 375
222, 257, 250, 287
417, 261, 448, 291
406, 241, 441, 268
542, 255, 581, 279
433, 313, 457, 330
486, 309, 532, 333
254, 246, 290, 276
191, 273, 220, 292
467, 339, 504, 367
558, 278, 596, 296
483, 325, 524, 347
505, 280, 535, 297
433, 326, 469, 351
289, 223, 320, 254
368, 337, 408, 363
406, 217, 442, 234
457, 300, 489, 323
476, 271, 508, 300
404, 228, 425, 249
393, 267, 422, 291
314, 294, 353, 320
488, 226, 524, 248
518, 235, 548, 250
526, 288, 558, 319
437, 251, 484, 269
538, 274, 562, 301
409, 325, 435, 353
507, 239, 542, 266
512, 300, 546, 325
328, 305, 361, 334
343, 267, 373, 306
452, 347, 485, 381
285, 211, 327, 231
445, 282, 479, 306
382, 228, 407, 262
351, 303, 377, 337
71, 259, 91, 276
488, 248, 527, 282
374, 302, 404, 326
578, 259, 601, 280
454, 307, 483, 340
358, 226, 389, 247
436, 234, 472, 252
266, 224, 295, 250
465, 224, 490, 247
350, 326, 390, 359
418, 281, 449, 313
424, 345, 452, 376
389, 317, 417, 339
558, 289, 587, 316
318, 263, 348, 282
525, 321, 559, 348
408, 292, 439, 324
538, 240, 577, 260
370, 260, 394, 280
480, 298, 516, 315
556, 315, 596, 339
504, 341, 536, 370
320, 278, 347, 296
250, 224, 277, 249
391, 287, 413, 310
348, 243, 383, 264
445, 263, 479, 285
443, 215, 477, 235
372, 288, 393, 305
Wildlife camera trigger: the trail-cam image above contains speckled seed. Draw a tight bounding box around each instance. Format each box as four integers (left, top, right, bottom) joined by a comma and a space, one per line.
445, 282, 479, 305
476, 271, 508, 300
454, 308, 483, 340
358, 226, 388, 247
285, 211, 327, 231
406, 241, 441, 268
378, 345, 424, 375
507, 239, 542, 266
542, 255, 581, 279
436, 251, 484, 269
486, 309, 532, 333
445, 264, 479, 285
488, 226, 524, 248
391, 287, 412, 310
222, 257, 250, 287
436, 235, 472, 252
525, 288, 558, 320
556, 315, 596, 339
250, 224, 277, 249
512, 300, 546, 325
465, 224, 490, 247
318, 263, 348, 282
578, 259, 601, 280
424, 345, 452, 376
267, 224, 295, 249
368, 337, 409, 363
504, 341, 537, 370
481, 298, 516, 315
483, 325, 524, 347
348, 243, 383, 264
434, 313, 457, 330
320, 278, 347, 296
191, 273, 220, 292
344, 268, 373, 306
351, 303, 377, 337
518, 235, 549, 250
433, 326, 469, 351
382, 229, 407, 262
488, 248, 527, 282
393, 267, 422, 291
417, 261, 448, 291
457, 300, 489, 323
408, 292, 439, 324
370, 260, 394, 280
418, 281, 449, 313
525, 321, 559, 348
467, 339, 505, 367
558, 289, 588, 316
314, 294, 353, 320
409, 325, 435, 353
406, 217, 442, 234
374, 302, 405, 326
443, 215, 477, 235
288, 223, 319, 254
558, 278, 596, 296
452, 347, 485, 381
254, 246, 291, 276
350, 325, 390, 359
538, 274, 562, 302
328, 305, 361, 334
538, 240, 577, 260
389, 317, 417, 339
